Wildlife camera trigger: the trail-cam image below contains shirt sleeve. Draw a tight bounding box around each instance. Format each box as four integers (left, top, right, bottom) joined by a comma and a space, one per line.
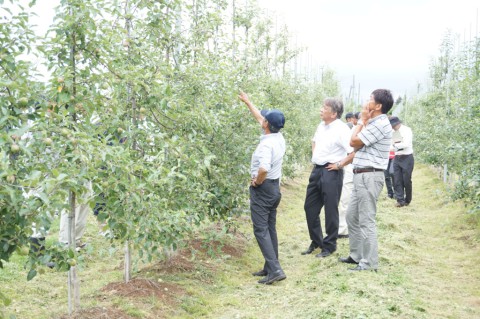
341, 126, 354, 153
358, 121, 384, 147
312, 124, 320, 143
257, 143, 273, 172
395, 126, 412, 150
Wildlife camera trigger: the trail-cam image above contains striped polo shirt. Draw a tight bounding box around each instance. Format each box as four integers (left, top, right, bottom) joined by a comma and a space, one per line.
352, 114, 392, 170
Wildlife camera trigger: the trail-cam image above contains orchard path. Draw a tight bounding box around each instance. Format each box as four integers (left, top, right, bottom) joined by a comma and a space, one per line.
203, 164, 480, 319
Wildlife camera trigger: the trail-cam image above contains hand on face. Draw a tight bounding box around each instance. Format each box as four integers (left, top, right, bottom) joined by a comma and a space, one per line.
361, 102, 373, 123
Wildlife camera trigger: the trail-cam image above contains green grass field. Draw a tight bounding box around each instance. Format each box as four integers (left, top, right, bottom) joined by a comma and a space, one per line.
1, 163, 479, 318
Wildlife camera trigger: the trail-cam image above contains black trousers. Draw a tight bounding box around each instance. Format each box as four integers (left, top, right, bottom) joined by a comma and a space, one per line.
393, 154, 414, 205
384, 158, 395, 197
304, 165, 343, 253
250, 179, 282, 274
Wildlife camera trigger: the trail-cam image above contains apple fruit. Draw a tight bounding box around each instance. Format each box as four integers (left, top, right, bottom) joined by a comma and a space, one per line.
75, 103, 84, 112
44, 137, 53, 146
10, 143, 20, 153
17, 97, 28, 108
6, 175, 16, 183
16, 246, 29, 256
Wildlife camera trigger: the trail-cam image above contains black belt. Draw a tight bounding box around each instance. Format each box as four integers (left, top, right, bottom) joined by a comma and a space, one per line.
314, 163, 331, 169
353, 167, 384, 174
264, 178, 279, 183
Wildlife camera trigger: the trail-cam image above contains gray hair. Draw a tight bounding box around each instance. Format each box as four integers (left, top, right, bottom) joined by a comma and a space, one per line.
324, 98, 344, 119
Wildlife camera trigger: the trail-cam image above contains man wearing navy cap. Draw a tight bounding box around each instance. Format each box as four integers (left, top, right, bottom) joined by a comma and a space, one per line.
239, 92, 287, 285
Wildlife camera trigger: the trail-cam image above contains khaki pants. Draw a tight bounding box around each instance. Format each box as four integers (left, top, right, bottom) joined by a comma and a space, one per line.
346, 171, 384, 270
338, 165, 353, 236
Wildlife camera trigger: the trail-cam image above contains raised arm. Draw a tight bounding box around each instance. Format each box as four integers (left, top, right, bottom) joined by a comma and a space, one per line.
238, 92, 264, 126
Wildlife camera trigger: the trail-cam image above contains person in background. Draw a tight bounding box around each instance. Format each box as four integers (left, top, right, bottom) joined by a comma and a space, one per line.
238, 92, 287, 285
58, 182, 92, 251
354, 112, 360, 126
384, 146, 395, 199
302, 98, 354, 258
345, 112, 355, 128
339, 89, 393, 272
337, 119, 357, 239
389, 116, 414, 207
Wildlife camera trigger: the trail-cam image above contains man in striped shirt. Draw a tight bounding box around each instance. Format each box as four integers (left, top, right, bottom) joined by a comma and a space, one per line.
338, 89, 394, 272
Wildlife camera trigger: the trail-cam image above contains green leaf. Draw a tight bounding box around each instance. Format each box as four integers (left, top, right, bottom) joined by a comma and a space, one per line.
163, 84, 172, 96
27, 269, 37, 281
58, 92, 70, 103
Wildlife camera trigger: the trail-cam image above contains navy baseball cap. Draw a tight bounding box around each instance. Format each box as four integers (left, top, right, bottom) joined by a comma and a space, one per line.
261, 109, 285, 129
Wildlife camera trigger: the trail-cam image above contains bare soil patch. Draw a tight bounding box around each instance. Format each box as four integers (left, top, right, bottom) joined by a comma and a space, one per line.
101, 278, 184, 300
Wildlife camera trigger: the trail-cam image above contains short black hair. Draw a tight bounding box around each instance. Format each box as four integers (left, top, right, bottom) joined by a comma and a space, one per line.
268, 123, 280, 133
345, 112, 354, 120
354, 112, 360, 119
371, 89, 394, 114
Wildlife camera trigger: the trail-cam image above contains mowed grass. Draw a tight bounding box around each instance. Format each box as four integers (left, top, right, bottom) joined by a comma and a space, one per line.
1, 163, 479, 318
195, 164, 480, 319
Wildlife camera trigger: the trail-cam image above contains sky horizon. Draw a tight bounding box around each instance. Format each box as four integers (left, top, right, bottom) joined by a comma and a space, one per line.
12, 0, 480, 103
258, 0, 479, 102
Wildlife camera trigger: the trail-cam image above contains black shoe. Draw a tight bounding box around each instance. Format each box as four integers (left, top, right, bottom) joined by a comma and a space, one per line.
301, 243, 318, 255
348, 265, 377, 272
338, 234, 349, 239
338, 256, 358, 264
388, 194, 394, 199
395, 202, 405, 207
259, 270, 286, 285
252, 269, 267, 277
315, 249, 335, 258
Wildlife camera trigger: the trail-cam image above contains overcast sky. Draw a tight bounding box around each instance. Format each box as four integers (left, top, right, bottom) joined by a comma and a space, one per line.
14, 0, 480, 101
258, 0, 479, 101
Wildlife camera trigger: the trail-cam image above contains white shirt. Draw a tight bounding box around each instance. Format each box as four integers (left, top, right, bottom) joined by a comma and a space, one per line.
311, 119, 353, 165
392, 124, 413, 155
250, 132, 286, 179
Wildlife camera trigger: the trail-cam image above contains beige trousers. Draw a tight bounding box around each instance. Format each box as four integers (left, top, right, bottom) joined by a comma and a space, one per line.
338, 164, 353, 236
